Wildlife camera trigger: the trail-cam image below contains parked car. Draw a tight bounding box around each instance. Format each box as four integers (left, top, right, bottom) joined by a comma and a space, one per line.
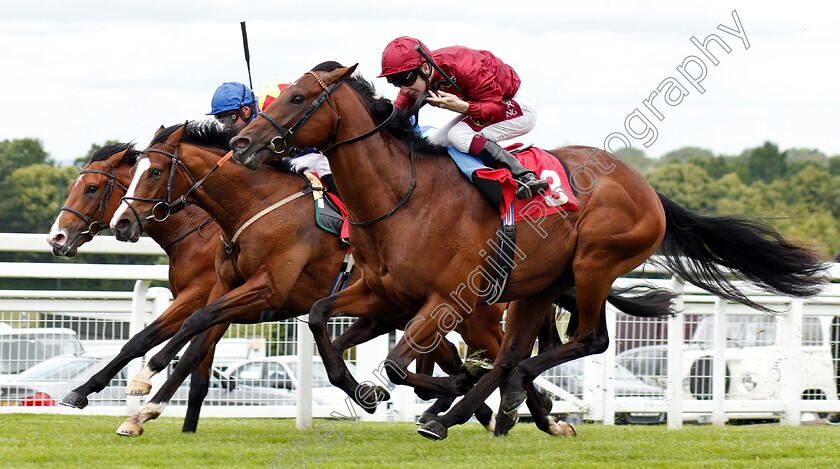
542, 359, 666, 424
615, 313, 839, 422
0, 350, 294, 407
0, 327, 84, 383
616, 344, 668, 388
225, 356, 356, 406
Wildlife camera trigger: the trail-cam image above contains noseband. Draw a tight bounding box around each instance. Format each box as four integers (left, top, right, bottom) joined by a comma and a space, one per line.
60, 167, 127, 237
120, 147, 196, 225
120, 145, 233, 226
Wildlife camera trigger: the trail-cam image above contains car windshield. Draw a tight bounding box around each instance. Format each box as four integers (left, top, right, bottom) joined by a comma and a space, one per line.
12, 356, 97, 381
0, 333, 83, 374
690, 315, 776, 348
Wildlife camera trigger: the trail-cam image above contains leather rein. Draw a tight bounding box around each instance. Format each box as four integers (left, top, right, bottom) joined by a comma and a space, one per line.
256, 71, 414, 226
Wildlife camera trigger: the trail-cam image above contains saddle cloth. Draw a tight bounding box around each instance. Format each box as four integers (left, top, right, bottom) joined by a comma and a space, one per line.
447, 144, 580, 221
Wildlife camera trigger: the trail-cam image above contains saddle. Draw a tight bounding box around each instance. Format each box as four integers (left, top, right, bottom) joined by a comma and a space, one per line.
447, 144, 580, 221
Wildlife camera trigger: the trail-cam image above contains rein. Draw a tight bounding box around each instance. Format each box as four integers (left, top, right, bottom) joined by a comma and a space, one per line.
60, 167, 127, 237
259, 71, 415, 227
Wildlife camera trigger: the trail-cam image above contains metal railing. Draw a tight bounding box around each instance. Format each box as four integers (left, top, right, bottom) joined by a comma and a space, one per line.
2, 232, 840, 428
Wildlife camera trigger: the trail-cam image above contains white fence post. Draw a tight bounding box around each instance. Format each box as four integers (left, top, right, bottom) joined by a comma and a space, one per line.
780, 299, 803, 426
126, 280, 151, 414
296, 315, 313, 429
666, 276, 685, 430
602, 305, 617, 425
711, 298, 727, 426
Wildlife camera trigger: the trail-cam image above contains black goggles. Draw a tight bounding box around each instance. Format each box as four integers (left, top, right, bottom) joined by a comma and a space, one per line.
386, 68, 420, 87
214, 111, 239, 126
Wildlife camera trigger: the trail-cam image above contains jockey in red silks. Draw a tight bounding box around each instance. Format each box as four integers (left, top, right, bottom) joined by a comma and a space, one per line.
379, 36, 548, 200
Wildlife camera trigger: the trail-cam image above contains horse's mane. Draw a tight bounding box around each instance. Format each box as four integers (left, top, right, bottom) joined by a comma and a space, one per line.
342, 74, 447, 155
150, 121, 296, 173
89, 142, 141, 167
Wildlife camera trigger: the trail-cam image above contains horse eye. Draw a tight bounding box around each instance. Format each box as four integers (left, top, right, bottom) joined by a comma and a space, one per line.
292, 94, 305, 105
150, 168, 163, 178
86, 185, 98, 194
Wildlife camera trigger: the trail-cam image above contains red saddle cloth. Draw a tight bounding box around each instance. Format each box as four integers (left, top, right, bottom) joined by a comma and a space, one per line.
473, 145, 580, 221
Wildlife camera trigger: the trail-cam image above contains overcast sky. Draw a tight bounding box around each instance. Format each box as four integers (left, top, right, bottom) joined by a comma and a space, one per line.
2, 0, 838, 166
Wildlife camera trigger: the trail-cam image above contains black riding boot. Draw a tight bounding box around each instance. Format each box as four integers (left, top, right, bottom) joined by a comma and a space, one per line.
479, 141, 549, 199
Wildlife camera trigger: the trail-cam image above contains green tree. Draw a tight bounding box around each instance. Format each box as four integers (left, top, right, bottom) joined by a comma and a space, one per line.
742, 141, 787, 184
646, 162, 714, 211
661, 146, 715, 162
785, 148, 828, 167
0, 138, 51, 183
613, 147, 658, 174
0, 164, 78, 233
829, 156, 840, 176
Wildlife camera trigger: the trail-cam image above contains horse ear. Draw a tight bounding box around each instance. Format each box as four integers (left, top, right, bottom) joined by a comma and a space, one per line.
325, 64, 358, 85
154, 125, 166, 137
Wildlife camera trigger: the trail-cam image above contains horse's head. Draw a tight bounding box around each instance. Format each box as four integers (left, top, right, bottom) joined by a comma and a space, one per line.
230, 65, 358, 170
110, 125, 197, 242
47, 144, 137, 256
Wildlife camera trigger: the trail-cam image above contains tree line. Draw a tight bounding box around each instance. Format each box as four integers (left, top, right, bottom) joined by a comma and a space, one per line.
1, 138, 838, 290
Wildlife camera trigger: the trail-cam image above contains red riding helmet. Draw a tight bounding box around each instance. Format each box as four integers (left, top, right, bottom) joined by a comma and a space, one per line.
379, 36, 430, 77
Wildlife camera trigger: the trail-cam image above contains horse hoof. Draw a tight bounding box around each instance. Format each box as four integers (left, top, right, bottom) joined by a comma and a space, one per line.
417, 412, 438, 425
548, 417, 577, 437
464, 357, 494, 379
59, 391, 88, 409
116, 419, 144, 437
356, 384, 390, 414
501, 391, 527, 414
417, 421, 447, 440
125, 379, 152, 396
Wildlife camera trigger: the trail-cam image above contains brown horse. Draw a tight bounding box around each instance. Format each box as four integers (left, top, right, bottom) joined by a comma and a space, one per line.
47, 142, 222, 433
109, 122, 522, 435
228, 65, 827, 439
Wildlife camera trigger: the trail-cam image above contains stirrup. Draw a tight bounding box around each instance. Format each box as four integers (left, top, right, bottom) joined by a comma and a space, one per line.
515, 177, 549, 200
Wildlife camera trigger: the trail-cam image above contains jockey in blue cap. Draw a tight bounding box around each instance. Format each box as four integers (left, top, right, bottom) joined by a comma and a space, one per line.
207, 82, 257, 133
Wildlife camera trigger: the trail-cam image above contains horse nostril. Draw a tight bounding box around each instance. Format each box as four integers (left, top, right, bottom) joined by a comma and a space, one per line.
115, 219, 130, 231
231, 136, 251, 151
51, 233, 66, 246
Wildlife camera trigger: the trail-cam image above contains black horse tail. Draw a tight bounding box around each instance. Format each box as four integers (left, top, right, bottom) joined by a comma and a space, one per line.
556, 285, 678, 339
652, 192, 828, 312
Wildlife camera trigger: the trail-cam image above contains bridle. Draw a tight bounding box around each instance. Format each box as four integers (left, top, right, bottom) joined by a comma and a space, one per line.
120, 145, 232, 226
256, 71, 413, 226
59, 167, 127, 237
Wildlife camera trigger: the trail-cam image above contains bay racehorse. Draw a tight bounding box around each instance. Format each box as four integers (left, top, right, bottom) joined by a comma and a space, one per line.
228, 65, 827, 439
108, 122, 518, 435
47, 142, 222, 434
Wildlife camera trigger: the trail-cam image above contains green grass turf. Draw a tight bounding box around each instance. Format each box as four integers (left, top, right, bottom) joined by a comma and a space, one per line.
1, 415, 839, 468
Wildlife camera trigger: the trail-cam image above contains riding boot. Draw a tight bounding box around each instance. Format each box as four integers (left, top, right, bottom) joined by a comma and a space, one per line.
478, 140, 549, 199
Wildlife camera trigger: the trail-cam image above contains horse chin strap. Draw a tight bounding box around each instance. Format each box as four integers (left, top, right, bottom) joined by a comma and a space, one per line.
59, 167, 127, 237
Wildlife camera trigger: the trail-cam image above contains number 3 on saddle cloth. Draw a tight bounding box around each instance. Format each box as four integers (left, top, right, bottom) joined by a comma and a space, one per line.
447, 144, 580, 221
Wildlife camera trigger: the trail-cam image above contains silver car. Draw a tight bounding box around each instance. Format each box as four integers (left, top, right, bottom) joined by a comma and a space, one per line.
0, 350, 295, 407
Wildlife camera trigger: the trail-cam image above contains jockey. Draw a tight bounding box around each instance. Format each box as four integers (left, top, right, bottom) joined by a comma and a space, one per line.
207, 82, 258, 133
379, 36, 549, 200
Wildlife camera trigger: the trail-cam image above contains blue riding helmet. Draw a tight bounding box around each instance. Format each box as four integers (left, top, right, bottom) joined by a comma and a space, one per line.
207, 82, 255, 115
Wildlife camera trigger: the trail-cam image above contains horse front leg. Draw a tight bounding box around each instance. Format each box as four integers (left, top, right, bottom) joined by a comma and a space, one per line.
60, 287, 207, 408
116, 323, 230, 437
309, 280, 403, 414
127, 273, 279, 396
